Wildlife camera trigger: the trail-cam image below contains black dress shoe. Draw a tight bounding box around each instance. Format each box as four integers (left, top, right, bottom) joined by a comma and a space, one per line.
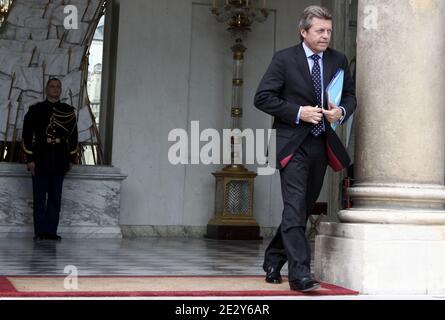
265, 266, 282, 284
289, 277, 320, 292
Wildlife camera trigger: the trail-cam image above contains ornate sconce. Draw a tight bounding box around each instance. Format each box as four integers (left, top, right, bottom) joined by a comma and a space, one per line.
206, 0, 268, 240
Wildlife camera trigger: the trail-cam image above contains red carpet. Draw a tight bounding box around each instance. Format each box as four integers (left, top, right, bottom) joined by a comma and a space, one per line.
0, 276, 359, 297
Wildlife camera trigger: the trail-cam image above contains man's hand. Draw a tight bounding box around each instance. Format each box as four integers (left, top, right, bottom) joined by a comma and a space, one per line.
300, 106, 323, 124
26, 162, 36, 176
322, 102, 343, 124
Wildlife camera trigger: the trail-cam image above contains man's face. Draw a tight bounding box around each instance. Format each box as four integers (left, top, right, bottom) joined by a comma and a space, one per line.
300, 17, 332, 54
46, 80, 62, 100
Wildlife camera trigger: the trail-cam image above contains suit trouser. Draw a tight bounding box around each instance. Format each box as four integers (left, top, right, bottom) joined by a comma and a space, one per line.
32, 175, 64, 236
263, 134, 327, 281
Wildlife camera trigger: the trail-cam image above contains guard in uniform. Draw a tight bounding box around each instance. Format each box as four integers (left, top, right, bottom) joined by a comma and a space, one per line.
22, 78, 78, 241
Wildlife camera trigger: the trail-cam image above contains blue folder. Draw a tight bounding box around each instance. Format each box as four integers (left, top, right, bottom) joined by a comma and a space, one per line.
326, 69, 344, 130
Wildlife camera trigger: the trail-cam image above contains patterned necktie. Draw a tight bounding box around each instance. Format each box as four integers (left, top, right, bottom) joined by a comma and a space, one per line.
310, 54, 324, 137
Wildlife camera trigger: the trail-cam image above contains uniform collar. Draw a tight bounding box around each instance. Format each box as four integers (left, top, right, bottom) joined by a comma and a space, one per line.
46, 99, 60, 104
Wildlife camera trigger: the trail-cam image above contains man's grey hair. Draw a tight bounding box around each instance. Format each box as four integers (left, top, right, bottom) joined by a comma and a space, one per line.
299, 6, 333, 41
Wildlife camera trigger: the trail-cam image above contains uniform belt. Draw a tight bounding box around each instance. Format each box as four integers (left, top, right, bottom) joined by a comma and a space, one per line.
46, 137, 62, 144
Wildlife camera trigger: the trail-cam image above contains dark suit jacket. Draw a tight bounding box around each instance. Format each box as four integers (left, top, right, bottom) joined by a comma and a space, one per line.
254, 43, 357, 171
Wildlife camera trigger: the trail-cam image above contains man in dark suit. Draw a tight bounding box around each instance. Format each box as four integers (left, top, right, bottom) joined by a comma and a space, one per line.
254, 6, 356, 292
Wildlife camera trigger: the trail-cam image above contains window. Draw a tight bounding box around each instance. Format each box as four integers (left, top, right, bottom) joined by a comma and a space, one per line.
0, 0, 107, 165
83, 15, 105, 165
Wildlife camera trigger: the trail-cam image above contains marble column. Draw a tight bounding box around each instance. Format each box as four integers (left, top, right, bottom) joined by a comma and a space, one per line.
315, 0, 445, 294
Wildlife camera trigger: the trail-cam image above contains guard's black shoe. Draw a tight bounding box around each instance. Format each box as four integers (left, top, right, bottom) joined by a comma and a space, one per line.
46, 234, 62, 241
289, 277, 320, 292
265, 266, 282, 284
33, 234, 45, 241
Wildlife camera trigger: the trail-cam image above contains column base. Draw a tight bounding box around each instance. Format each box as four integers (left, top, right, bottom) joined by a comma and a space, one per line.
339, 208, 445, 225
347, 183, 445, 211
315, 222, 445, 295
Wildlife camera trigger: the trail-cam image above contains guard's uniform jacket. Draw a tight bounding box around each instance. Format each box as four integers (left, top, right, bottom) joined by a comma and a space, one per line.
22, 100, 78, 175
